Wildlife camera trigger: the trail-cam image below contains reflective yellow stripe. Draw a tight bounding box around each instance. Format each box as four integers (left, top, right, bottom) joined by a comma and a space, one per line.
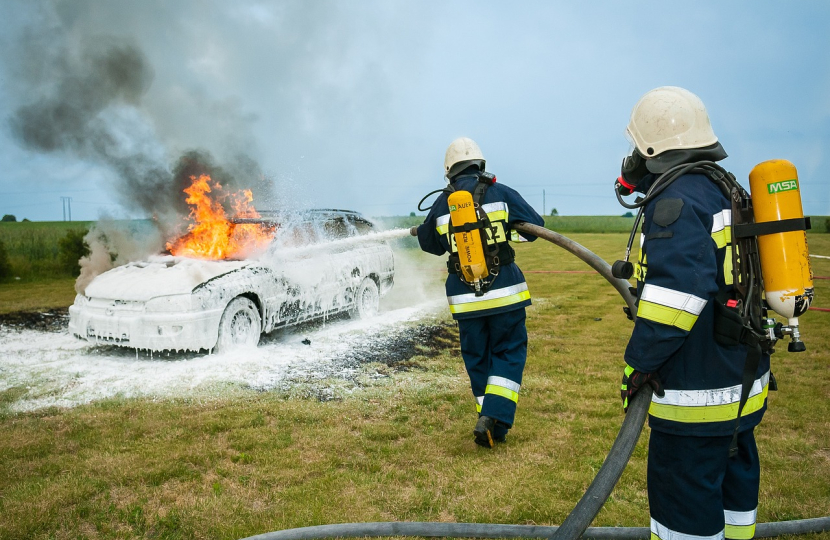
485, 384, 519, 403
711, 209, 732, 249
487, 210, 507, 221
449, 289, 531, 314
649, 384, 768, 423
711, 225, 731, 249
724, 523, 755, 540
724, 245, 734, 286
435, 202, 508, 236
725, 508, 756, 539
638, 300, 698, 331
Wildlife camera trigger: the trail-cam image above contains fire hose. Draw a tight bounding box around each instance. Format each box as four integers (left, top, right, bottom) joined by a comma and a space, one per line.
240, 223, 830, 540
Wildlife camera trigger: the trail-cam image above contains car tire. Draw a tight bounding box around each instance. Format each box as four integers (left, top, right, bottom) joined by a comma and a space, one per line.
216, 297, 261, 352
349, 277, 379, 319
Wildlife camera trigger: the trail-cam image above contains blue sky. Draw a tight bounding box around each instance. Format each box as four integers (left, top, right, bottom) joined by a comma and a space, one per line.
1, 0, 828, 222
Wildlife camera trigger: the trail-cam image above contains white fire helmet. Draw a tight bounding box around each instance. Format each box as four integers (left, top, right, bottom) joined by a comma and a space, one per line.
626, 86, 718, 158
444, 137, 485, 177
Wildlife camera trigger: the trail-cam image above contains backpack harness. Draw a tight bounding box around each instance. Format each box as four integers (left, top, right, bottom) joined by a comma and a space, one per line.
616, 161, 811, 456
444, 172, 515, 296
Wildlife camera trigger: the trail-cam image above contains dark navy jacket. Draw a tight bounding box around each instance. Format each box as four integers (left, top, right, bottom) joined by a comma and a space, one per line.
625, 173, 769, 436
416, 171, 545, 320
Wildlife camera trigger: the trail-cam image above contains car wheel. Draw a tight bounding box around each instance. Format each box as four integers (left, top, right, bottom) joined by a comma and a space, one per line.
349, 277, 379, 319
216, 297, 261, 352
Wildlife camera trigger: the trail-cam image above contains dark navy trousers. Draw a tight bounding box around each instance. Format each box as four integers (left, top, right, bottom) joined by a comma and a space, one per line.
458, 308, 528, 437
648, 428, 760, 540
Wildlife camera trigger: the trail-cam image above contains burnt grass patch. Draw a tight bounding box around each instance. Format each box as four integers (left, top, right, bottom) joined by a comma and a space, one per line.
0, 308, 69, 333
257, 321, 460, 400
337, 322, 459, 372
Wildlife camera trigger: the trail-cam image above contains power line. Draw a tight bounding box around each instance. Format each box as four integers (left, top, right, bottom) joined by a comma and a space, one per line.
71, 200, 122, 206
0, 188, 101, 196
1, 202, 60, 209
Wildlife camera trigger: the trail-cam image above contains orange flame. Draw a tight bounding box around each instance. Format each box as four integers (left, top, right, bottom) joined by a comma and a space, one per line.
166, 174, 275, 260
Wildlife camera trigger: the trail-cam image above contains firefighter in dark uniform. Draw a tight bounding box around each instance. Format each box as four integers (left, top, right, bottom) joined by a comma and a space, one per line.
411, 137, 544, 448
617, 87, 770, 540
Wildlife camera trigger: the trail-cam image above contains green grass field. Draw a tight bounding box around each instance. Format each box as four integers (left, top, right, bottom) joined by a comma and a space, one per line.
0, 231, 828, 540
0, 220, 92, 279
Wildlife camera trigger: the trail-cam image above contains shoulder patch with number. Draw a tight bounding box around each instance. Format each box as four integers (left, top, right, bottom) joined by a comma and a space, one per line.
653, 198, 684, 227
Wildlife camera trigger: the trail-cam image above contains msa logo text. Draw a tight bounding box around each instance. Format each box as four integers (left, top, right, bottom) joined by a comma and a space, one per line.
449, 205, 457, 212
767, 179, 798, 194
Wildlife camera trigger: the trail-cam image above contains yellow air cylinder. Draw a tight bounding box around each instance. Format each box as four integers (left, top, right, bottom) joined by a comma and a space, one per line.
748, 159, 814, 322
448, 190, 488, 286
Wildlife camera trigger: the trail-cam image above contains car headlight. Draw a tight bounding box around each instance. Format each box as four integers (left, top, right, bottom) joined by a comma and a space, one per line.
144, 294, 193, 313
73, 294, 89, 307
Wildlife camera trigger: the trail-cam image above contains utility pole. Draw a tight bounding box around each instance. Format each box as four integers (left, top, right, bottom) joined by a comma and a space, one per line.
543, 190, 546, 216
60, 197, 72, 221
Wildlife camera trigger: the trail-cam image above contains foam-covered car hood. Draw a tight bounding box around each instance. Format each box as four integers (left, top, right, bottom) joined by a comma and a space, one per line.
83, 255, 251, 302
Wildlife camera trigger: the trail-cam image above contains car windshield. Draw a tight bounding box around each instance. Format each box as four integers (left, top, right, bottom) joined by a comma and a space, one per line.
232, 210, 375, 251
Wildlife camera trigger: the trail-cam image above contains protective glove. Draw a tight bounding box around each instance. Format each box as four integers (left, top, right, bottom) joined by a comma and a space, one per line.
621, 364, 664, 412
409, 225, 419, 237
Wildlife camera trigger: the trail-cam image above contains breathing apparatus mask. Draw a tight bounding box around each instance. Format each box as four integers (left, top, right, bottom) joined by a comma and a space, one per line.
616, 148, 649, 197
611, 142, 734, 280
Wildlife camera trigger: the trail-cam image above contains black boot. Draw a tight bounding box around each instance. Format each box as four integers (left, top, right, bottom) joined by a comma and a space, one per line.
473, 416, 497, 448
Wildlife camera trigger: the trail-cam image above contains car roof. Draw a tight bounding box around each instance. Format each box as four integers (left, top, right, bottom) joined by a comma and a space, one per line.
231, 209, 373, 226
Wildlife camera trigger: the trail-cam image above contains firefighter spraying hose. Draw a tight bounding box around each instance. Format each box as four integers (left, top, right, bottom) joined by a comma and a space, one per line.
241, 118, 826, 540
240, 222, 829, 540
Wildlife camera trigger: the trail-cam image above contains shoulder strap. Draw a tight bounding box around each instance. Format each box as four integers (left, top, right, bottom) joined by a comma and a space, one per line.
445, 172, 510, 296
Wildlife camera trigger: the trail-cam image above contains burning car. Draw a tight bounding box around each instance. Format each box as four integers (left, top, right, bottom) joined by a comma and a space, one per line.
69, 182, 395, 352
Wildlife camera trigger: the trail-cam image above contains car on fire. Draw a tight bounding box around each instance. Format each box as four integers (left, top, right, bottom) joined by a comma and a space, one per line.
68, 210, 395, 352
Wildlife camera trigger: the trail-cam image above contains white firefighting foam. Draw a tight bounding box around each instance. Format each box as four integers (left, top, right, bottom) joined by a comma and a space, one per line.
3, 230, 447, 412
0, 300, 444, 412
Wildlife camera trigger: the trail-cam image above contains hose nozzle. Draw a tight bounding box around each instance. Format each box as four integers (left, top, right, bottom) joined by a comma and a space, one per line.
612, 260, 634, 280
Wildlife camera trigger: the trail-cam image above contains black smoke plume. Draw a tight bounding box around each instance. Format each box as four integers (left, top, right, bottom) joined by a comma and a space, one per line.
7, 34, 273, 226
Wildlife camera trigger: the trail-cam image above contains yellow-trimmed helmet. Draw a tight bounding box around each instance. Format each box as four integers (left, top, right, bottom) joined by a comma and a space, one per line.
626, 86, 718, 158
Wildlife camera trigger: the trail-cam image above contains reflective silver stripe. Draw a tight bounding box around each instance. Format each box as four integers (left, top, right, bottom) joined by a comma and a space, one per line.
711, 209, 732, 249
435, 202, 509, 231
653, 372, 770, 407
640, 232, 645, 247
651, 518, 723, 540
641, 284, 707, 315
436, 214, 450, 229
481, 201, 508, 216
447, 282, 529, 306
724, 508, 757, 526
486, 376, 521, 393
476, 396, 484, 406
711, 209, 732, 234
